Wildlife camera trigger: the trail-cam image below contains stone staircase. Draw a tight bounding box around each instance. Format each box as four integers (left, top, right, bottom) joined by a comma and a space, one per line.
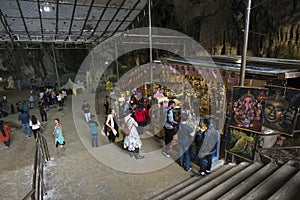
149, 160, 300, 200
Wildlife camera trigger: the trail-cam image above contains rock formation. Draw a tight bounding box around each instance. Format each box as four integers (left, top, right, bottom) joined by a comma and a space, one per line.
151, 0, 300, 59
0, 0, 300, 86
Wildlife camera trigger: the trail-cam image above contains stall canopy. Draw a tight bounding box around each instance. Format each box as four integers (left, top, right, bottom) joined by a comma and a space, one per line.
159, 56, 300, 80
61, 78, 85, 95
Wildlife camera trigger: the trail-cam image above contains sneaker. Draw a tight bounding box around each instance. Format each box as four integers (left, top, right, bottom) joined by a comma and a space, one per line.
162, 151, 170, 158
4, 146, 9, 149
185, 167, 192, 172
205, 170, 211, 175
196, 171, 206, 176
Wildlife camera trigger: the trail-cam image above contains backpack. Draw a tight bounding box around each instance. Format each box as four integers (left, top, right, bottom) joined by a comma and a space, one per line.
121, 117, 132, 136
135, 109, 146, 123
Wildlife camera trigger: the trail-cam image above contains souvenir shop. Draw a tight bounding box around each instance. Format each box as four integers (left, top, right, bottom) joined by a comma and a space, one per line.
112, 55, 300, 163
157, 55, 300, 163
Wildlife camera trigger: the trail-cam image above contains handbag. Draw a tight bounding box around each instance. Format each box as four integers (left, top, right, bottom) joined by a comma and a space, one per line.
121, 118, 132, 136
112, 128, 117, 136
106, 125, 112, 132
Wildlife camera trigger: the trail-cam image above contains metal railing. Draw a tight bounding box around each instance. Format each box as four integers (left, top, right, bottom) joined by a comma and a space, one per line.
22, 131, 50, 200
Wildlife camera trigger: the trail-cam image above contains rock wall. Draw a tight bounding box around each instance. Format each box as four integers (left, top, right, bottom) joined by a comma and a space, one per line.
1, 0, 300, 87
152, 0, 300, 59
0, 48, 88, 89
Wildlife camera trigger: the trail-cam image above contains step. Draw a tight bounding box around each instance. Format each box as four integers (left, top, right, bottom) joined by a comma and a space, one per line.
178, 162, 251, 200
240, 161, 299, 200
197, 162, 264, 199
149, 160, 225, 200
150, 176, 200, 200
267, 171, 300, 200
218, 161, 279, 200
162, 164, 235, 200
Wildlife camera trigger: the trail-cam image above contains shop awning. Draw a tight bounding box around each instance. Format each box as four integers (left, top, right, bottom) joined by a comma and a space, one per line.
159, 56, 300, 79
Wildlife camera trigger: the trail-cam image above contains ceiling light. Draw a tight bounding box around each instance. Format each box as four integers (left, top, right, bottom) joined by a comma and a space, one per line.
40, 2, 53, 12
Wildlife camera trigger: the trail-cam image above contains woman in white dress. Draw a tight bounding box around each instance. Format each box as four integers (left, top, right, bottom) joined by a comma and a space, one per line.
123, 109, 144, 159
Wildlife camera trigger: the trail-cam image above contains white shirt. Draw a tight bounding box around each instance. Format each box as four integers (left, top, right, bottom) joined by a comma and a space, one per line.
57, 95, 62, 101
30, 120, 41, 130
39, 92, 44, 99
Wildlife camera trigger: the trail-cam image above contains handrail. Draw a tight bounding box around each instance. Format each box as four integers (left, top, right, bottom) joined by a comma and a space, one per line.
260, 146, 300, 150
22, 131, 50, 200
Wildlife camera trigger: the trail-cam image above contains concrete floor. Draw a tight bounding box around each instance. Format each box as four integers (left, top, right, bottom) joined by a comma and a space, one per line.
0, 89, 197, 200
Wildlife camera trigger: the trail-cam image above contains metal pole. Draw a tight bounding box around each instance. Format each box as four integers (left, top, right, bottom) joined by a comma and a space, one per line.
240, 0, 251, 87
149, 0, 152, 63
52, 44, 61, 91
115, 41, 119, 81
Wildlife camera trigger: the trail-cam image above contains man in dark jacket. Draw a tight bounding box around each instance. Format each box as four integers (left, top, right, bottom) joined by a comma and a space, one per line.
18, 109, 31, 138
196, 117, 219, 176
177, 113, 197, 172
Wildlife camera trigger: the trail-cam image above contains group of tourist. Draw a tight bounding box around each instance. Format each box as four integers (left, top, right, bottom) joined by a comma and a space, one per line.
81, 88, 219, 177
0, 87, 66, 151
7, 84, 217, 176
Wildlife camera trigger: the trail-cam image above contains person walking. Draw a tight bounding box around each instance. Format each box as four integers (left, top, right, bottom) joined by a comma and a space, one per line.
88, 115, 99, 147
195, 117, 219, 176
29, 94, 34, 109
177, 113, 197, 172
162, 100, 178, 158
38, 100, 47, 124
30, 115, 43, 139
134, 103, 147, 135
0, 120, 12, 148
82, 100, 91, 123
103, 96, 109, 115
123, 109, 144, 159
18, 109, 31, 138
3, 95, 7, 108
52, 118, 65, 151
105, 108, 119, 143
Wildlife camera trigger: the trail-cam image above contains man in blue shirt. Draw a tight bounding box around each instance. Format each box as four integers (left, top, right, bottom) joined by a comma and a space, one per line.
88, 115, 99, 147
162, 100, 178, 158
18, 109, 31, 138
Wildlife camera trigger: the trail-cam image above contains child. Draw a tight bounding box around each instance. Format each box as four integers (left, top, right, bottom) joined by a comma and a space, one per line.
0, 120, 13, 148
88, 115, 99, 147
52, 118, 65, 151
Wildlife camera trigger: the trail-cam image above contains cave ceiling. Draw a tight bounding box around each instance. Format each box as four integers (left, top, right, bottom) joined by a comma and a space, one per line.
0, 0, 148, 49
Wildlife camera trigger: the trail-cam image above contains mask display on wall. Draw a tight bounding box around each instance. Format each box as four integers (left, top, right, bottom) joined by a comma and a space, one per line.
263, 86, 300, 136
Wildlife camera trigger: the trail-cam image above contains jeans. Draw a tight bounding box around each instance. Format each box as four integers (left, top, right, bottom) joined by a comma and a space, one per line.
179, 145, 191, 170
30, 101, 34, 108
163, 127, 174, 152
198, 154, 213, 172
40, 112, 47, 122
91, 134, 99, 147
4, 140, 10, 147
22, 123, 31, 137
84, 112, 91, 122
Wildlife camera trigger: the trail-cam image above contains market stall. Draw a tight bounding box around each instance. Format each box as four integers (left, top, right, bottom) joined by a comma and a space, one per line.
159, 55, 300, 163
